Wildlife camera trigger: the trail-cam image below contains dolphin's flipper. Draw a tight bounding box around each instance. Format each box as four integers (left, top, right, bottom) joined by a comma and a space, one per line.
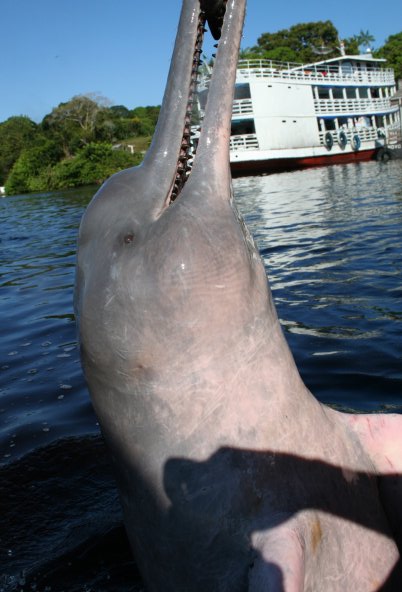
249, 520, 305, 592
344, 412, 402, 550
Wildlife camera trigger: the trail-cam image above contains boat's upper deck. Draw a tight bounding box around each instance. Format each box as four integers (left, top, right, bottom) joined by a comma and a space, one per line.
235, 58, 395, 87
199, 57, 395, 90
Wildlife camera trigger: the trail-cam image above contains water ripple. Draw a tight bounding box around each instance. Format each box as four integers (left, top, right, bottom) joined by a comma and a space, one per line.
234, 161, 402, 410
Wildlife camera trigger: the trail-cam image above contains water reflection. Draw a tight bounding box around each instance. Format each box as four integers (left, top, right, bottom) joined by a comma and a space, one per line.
0, 187, 97, 465
234, 161, 402, 409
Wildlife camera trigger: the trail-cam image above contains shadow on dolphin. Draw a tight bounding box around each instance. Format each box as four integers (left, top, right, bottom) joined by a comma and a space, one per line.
75, 0, 402, 590
163, 449, 402, 591
94, 424, 402, 591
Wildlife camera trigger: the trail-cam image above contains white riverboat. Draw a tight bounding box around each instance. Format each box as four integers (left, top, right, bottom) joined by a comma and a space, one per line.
196, 53, 401, 175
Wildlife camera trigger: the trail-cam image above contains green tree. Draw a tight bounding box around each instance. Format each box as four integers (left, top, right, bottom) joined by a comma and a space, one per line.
5, 140, 63, 195
356, 30, 375, 52
109, 105, 131, 118
1, 92, 162, 192
376, 32, 402, 80
42, 94, 110, 156
254, 21, 340, 64
0, 116, 39, 184
239, 47, 259, 60
130, 106, 160, 135
95, 106, 142, 142
48, 143, 142, 190
342, 36, 360, 55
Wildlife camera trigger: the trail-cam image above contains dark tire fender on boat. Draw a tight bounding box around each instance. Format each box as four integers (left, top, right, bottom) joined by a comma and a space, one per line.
338, 130, 347, 148
351, 134, 361, 151
324, 131, 334, 150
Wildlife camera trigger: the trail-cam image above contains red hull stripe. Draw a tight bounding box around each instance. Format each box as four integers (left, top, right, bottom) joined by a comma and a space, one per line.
231, 149, 376, 177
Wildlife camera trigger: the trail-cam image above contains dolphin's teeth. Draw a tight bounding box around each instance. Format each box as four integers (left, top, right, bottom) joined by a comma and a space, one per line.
167, 6, 207, 206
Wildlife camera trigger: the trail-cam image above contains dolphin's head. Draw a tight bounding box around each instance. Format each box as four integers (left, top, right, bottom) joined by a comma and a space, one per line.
76, 0, 274, 376
75, 0, 278, 426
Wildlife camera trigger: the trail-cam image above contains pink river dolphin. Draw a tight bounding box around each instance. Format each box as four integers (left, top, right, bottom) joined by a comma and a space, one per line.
75, 0, 402, 589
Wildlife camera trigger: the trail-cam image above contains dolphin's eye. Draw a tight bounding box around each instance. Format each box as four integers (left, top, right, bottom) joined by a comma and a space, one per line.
124, 233, 135, 244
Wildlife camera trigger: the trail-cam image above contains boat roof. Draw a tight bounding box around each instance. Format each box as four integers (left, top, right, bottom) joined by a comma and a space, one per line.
291, 54, 386, 71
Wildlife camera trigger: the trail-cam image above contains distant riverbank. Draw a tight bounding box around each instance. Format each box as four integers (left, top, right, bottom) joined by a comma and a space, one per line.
0, 98, 159, 196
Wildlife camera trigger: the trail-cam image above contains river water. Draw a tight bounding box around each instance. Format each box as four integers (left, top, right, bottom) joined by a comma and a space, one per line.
1, 161, 402, 590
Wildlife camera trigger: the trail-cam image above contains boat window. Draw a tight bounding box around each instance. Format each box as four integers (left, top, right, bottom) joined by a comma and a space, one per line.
231, 119, 255, 136
359, 87, 369, 99
332, 88, 343, 99
324, 119, 336, 131
341, 61, 353, 75
356, 115, 372, 127
317, 87, 330, 99
346, 88, 357, 99
234, 83, 251, 100
371, 88, 380, 99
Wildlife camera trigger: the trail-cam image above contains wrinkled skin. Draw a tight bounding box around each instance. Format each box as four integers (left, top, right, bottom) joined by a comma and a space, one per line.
75, 0, 402, 590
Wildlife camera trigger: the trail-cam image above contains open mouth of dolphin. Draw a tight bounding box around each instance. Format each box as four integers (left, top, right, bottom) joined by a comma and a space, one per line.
163, 8, 209, 205
136, 0, 245, 216
163, 0, 228, 206
75, 0, 247, 352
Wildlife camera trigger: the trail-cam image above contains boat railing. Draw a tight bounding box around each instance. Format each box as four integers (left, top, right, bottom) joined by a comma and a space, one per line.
234, 59, 395, 86
388, 124, 402, 144
232, 99, 253, 115
314, 97, 396, 115
230, 134, 259, 151
388, 121, 402, 132
319, 126, 380, 146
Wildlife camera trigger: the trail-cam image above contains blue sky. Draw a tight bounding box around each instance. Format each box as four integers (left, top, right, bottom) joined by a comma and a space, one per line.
2, 0, 401, 123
